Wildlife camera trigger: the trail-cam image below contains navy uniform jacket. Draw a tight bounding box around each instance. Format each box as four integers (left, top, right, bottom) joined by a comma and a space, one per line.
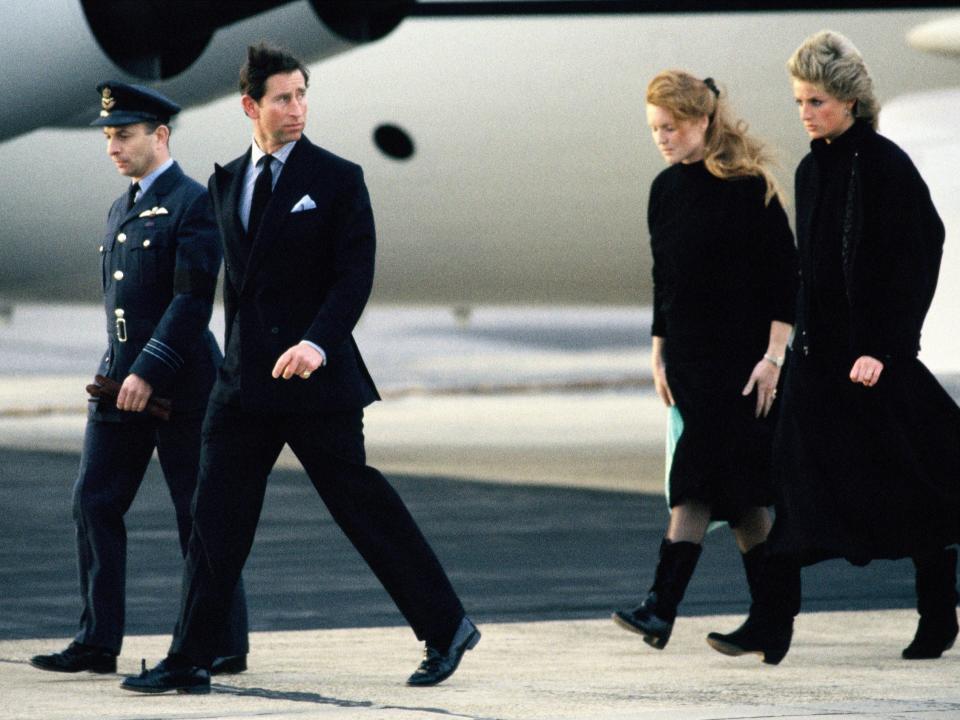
94, 162, 222, 421
207, 136, 380, 414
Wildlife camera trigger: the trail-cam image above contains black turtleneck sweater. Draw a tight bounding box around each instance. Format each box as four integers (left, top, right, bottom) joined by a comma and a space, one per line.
648, 161, 798, 363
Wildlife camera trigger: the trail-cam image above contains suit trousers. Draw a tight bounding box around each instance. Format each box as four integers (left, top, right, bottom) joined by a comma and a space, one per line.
170, 398, 465, 667
72, 412, 249, 655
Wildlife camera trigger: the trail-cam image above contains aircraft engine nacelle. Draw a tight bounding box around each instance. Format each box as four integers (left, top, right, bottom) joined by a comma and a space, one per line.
308, 0, 410, 42
80, 1, 284, 81
0, 0, 409, 142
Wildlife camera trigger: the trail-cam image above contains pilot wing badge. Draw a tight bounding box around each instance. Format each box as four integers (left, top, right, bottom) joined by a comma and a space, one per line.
291, 194, 316, 213
139, 206, 170, 218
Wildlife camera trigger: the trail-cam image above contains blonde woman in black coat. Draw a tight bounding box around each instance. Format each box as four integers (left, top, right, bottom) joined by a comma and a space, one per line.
708, 30, 960, 664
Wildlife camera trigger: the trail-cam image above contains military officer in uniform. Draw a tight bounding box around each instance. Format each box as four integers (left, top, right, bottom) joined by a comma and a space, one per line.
30, 82, 248, 676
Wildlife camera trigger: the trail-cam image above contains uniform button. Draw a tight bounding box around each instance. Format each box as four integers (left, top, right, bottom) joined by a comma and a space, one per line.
142, 239, 151, 248
98, 245, 104, 253
113, 270, 124, 280
270, 327, 280, 334
114, 308, 125, 318
117, 233, 127, 243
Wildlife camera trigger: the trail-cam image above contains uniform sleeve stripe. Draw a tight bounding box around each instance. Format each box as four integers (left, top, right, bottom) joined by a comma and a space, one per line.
147, 338, 184, 366
144, 339, 183, 370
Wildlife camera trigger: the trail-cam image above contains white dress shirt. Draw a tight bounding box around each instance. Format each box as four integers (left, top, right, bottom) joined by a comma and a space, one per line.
239, 139, 296, 231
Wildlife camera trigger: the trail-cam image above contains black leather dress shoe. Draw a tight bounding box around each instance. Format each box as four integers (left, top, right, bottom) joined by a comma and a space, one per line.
120, 658, 210, 694
210, 653, 247, 675
30, 642, 117, 674
406, 616, 480, 687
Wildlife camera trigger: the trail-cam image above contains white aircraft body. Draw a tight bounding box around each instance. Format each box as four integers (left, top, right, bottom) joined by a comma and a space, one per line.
0, 1, 957, 368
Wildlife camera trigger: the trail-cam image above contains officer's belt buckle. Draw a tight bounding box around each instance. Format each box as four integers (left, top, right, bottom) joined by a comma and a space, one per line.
115, 317, 127, 342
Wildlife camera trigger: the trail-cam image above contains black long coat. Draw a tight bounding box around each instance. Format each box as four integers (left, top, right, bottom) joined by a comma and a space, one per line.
207, 136, 380, 415
771, 121, 960, 565
793, 121, 945, 361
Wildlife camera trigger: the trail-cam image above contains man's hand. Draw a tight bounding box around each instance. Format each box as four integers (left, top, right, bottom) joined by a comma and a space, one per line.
116, 373, 153, 413
849, 355, 884, 387
272, 341, 324, 380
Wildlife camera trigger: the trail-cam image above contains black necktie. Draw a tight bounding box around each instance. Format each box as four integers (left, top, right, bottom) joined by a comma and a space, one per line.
247, 155, 274, 240
126, 182, 140, 211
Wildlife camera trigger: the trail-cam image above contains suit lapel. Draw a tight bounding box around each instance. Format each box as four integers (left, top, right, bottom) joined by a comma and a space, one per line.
222, 153, 249, 243
118, 187, 142, 226
213, 152, 250, 285
241, 137, 320, 294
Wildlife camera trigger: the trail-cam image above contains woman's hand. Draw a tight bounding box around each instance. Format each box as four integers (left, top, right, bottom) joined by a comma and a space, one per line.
742, 359, 780, 418
651, 337, 674, 407
653, 362, 675, 407
849, 355, 884, 387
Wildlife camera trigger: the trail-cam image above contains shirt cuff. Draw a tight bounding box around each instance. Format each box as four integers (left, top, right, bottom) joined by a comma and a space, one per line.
299, 340, 327, 366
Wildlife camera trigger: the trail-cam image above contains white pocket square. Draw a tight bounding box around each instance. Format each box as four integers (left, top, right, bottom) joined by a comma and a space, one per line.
291, 194, 317, 213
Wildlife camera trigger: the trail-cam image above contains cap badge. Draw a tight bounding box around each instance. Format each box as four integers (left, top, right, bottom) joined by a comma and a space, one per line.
101, 87, 116, 111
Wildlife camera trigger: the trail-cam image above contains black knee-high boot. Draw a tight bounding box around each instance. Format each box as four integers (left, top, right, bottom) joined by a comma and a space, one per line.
613, 538, 702, 649
903, 547, 958, 659
740, 542, 764, 605
706, 542, 800, 665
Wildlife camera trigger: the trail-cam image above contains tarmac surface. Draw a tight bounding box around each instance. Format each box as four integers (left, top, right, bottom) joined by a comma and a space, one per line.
2, 438, 956, 720
1, 305, 959, 719
0, 445, 923, 642
4, 610, 960, 720
1, 405, 951, 720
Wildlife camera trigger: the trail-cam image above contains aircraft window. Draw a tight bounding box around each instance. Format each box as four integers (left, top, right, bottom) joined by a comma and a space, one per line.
374, 124, 415, 161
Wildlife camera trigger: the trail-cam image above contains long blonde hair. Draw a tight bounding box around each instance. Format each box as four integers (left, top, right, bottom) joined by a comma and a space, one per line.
646, 70, 784, 206
787, 30, 879, 130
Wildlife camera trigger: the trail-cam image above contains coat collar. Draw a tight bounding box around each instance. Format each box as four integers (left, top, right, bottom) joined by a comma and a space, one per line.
121, 161, 184, 224
810, 119, 871, 163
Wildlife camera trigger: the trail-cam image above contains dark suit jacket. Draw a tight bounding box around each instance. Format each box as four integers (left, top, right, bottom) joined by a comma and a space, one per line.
94, 162, 222, 421
207, 136, 380, 414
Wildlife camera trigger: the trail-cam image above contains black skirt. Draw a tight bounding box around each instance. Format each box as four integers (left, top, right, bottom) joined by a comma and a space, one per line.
769, 352, 960, 566
666, 354, 778, 523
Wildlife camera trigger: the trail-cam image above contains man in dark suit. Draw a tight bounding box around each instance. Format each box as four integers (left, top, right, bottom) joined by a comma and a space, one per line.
30, 82, 248, 676
122, 44, 478, 696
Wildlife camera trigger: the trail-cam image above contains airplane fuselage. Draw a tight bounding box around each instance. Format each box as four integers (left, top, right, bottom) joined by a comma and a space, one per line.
0, 3, 957, 320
